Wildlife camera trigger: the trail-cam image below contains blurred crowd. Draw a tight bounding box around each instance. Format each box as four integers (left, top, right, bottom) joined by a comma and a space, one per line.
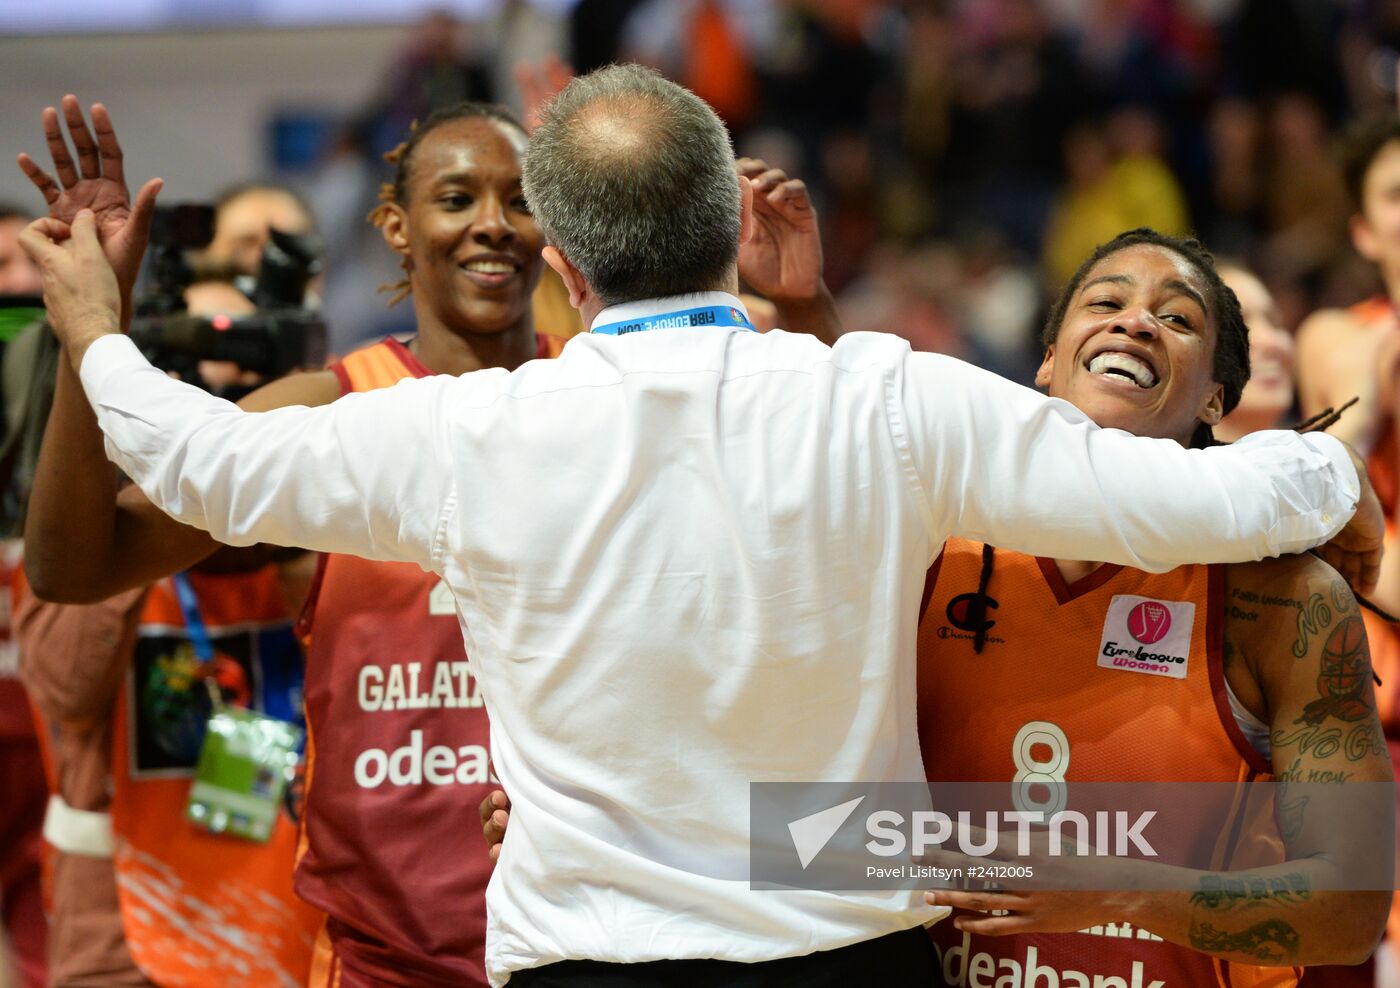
276, 0, 1400, 384
9, 2, 1400, 379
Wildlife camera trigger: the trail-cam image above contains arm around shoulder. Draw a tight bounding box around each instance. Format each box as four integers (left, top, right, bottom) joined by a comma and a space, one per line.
78, 337, 455, 567
897, 352, 1359, 572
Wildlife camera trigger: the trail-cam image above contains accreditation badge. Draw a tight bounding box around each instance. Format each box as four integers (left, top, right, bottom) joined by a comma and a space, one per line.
186, 689, 302, 843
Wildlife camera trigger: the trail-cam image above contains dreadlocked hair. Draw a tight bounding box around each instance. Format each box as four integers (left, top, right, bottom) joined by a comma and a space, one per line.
1043, 228, 1250, 452
971, 543, 995, 655
367, 102, 528, 306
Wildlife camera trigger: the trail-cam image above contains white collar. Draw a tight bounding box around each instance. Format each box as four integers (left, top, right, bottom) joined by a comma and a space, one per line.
588, 292, 750, 333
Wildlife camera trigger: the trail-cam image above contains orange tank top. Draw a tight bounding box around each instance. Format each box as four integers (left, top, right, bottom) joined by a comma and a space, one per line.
1344, 300, 1400, 735
301, 334, 564, 988
111, 566, 321, 988
1348, 297, 1398, 516
919, 539, 1297, 988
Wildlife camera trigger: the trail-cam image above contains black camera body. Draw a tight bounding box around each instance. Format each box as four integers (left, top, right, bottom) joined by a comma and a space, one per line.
130, 203, 326, 389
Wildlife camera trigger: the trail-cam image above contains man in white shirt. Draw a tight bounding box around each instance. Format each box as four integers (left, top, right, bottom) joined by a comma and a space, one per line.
19, 65, 1384, 987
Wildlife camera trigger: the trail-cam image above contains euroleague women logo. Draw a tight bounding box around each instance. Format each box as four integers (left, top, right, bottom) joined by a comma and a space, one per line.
1127, 601, 1172, 645
1099, 594, 1194, 680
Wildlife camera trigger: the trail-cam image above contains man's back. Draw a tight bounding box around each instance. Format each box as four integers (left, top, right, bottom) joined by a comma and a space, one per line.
450, 326, 938, 977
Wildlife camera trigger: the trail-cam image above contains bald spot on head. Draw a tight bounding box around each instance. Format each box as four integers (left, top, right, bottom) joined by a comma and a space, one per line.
571, 94, 665, 157
523, 63, 742, 304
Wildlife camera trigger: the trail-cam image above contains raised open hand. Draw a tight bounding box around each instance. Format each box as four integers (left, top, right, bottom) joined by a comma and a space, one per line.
16, 95, 161, 309
736, 157, 822, 305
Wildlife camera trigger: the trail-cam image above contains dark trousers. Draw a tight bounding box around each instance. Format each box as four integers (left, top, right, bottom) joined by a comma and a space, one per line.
508, 926, 943, 987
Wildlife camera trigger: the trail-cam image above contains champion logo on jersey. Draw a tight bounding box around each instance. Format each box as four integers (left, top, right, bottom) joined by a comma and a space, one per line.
936, 592, 1005, 646
1096, 595, 1194, 680
946, 592, 998, 633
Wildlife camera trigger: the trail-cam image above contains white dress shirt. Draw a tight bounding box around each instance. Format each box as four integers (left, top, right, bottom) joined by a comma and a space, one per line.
79, 293, 1357, 984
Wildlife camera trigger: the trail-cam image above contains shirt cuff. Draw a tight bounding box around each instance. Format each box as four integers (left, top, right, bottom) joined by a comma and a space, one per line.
77, 333, 148, 403
1301, 430, 1361, 505
1268, 431, 1360, 553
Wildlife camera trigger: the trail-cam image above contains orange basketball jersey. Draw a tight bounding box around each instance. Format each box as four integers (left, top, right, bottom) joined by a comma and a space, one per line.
112, 567, 321, 988
302, 334, 564, 988
1339, 302, 1400, 729
1348, 296, 1397, 518
1341, 298, 1400, 988
919, 539, 1296, 988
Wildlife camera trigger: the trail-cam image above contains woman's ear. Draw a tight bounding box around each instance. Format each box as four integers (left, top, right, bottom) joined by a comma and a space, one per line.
379, 203, 412, 260
1198, 382, 1225, 427
1034, 346, 1056, 389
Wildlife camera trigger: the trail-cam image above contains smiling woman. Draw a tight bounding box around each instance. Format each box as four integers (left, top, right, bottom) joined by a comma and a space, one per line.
1036, 228, 1250, 448
368, 103, 549, 375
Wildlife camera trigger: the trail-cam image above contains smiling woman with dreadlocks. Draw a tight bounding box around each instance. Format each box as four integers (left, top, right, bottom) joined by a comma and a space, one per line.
915, 229, 1392, 986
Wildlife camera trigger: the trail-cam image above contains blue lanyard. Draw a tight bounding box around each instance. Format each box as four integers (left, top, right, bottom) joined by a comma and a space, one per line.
171, 571, 215, 665
590, 304, 756, 337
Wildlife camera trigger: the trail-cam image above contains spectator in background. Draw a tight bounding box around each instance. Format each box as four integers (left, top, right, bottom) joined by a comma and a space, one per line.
1042, 111, 1190, 287
0, 545, 41, 988
1296, 111, 1400, 986
837, 240, 966, 357
1340, 0, 1400, 118
486, 0, 569, 118
0, 204, 45, 988
18, 276, 320, 988
1213, 262, 1296, 442
758, 1, 885, 183
200, 182, 316, 279
569, 0, 647, 73
1260, 92, 1352, 289
621, 0, 773, 132
896, 1, 956, 201
353, 10, 497, 168
937, 0, 1082, 252
0, 207, 41, 296
1202, 98, 1266, 259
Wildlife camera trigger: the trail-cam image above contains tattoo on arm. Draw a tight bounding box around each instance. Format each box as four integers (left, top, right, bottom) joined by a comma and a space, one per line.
1330, 579, 1354, 615
1275, 770, 1309, 844
1188, 873, 1310, 962
1270, 724, 1381, 764
1298, 616, 1371, 725
1189, 919, 1302, 963
1292, 593, 1333, 659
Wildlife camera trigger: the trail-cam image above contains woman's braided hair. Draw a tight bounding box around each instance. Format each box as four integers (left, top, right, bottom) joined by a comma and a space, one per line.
1042, 228, 1250, 451
367, 102, 529, 306
1035, 235, 1395, 637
